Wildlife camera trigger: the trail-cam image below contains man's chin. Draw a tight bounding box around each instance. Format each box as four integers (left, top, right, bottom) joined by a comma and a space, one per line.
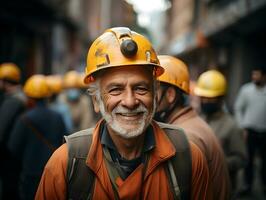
110, 124, 145, 138
115, 116, 144, 125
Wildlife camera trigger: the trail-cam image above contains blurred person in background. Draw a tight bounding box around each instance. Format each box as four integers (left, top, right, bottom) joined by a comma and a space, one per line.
234, 67, 266, 195
77, 72, 101, 124
7, 74, 66, 200
35, 27, 210, 200
0, 62, 27, 200
155, 55, 231, 200
0, 76, 4, 106
59, 70, 98, 132
46, 75, 73, 134
188, 80, 201, 113
194, 70, 247, 194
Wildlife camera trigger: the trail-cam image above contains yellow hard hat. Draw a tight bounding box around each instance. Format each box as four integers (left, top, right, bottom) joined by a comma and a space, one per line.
194, 70, 227, 97
158, 55, 190, 94
63, 70, 79, 89
46, 75, 63, 94
84, 27, 164, 84
23, 75, 51, 98
0, 63, 21, 82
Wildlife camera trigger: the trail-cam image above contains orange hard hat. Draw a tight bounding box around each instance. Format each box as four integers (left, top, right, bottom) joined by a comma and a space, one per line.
158, 55, 190, 94
63, 70, 80, 89
46, 75, 63, 94
23, 75, 51, 98
84, 27, 164, 84
0, 63, 21, 82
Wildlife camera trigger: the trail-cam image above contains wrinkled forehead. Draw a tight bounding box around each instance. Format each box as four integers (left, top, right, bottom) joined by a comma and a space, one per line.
95, 65, 155, 85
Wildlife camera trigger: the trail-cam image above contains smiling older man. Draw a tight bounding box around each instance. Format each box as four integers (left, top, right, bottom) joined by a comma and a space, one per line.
35, 27, 211, 200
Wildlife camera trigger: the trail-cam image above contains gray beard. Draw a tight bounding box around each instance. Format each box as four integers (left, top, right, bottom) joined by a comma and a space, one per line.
98, 97, 156, 139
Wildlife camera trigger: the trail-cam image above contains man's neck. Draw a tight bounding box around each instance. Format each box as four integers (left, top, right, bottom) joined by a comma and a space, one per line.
107, 126, 145, 160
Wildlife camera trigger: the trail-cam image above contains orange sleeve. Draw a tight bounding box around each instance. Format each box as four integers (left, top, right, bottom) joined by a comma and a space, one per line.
35, 144, 68, 200
190, 142, 212, 200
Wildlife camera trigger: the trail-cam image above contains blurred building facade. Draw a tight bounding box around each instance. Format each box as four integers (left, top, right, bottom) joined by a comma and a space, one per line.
0, 0, 136, 82
163, 0, 266, 111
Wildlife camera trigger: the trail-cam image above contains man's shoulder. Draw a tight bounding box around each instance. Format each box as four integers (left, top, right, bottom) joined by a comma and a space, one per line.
156, 121, 185, 133
66, 128, 94, 140
45, 127, 95, 173
45, 143, 68, 170
64, 128, 95, 160
172, 111, 215, 140
155, 121, 190, 152
240, 82, 254, 93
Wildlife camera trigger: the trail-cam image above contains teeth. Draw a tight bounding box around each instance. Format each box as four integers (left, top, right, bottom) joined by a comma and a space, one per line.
119, 113, 141, 116
120, 113, 137, 116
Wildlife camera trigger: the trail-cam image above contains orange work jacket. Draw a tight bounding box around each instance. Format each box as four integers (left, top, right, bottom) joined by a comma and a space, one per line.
35, 120, 210, 200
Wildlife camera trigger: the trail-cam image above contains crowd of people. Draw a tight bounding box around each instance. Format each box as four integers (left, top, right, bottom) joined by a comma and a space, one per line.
0, 65, 99, 199
0, 27, 265, 200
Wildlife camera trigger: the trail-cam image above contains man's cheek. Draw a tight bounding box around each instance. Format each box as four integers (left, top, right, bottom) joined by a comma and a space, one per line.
101, 93, 112, 110
102, 93, 110, 102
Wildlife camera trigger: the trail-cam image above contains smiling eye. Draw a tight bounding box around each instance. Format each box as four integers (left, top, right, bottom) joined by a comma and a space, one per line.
109, 88, 123, 95
135, 86, 148, 94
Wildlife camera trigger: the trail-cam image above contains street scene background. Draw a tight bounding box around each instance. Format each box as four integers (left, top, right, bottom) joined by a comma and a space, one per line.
1, 0, 266, 199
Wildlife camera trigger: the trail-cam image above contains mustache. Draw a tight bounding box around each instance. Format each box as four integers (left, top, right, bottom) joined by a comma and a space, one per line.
112, 104, 148, 114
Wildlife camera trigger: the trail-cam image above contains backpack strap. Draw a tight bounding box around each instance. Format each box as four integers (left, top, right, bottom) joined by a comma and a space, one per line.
158, 122, 192, 200
64, 128, 95, 200
65, 123, 192, 200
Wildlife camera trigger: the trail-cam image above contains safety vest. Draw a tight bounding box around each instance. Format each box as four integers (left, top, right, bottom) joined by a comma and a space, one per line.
64, 122, 192, 200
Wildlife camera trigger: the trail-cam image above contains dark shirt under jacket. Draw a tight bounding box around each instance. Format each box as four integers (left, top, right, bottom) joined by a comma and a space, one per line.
100, 123, 155, 180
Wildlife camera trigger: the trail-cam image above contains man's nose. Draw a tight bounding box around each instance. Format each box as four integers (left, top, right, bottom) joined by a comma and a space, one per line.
121, 90, 139, 109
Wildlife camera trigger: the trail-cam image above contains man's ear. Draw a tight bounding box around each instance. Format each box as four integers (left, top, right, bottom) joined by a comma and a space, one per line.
166, 87, 176, 104
92, 95, 100, 113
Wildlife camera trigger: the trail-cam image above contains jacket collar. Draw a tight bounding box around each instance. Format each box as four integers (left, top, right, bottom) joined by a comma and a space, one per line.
144, 121, 176, 179
86, 119, 176, 181
168, 106, 196, 124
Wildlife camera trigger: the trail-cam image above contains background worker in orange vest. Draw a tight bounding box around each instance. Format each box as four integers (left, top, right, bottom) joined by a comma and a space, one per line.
8, 75, 67, 200
194, 70, 247, 195
35, 27, 211, 200
155, 55, 231, 199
